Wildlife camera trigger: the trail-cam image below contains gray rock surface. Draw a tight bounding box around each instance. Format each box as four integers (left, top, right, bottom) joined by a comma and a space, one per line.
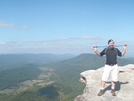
74, 64, 134, 101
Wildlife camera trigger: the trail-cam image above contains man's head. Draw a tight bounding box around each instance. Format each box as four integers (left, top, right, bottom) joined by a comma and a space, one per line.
108, 39, 114, 48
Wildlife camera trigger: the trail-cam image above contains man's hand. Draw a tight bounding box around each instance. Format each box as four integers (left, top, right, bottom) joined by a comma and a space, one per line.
93, 46, 97, 52
122, 45, 127, 56
93, 46, 100, 56
123, 45, 127, 49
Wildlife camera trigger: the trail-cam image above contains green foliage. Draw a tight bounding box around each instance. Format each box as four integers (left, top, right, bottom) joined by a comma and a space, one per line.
0, 65, 41, 90
5, 85, 60, 101
6, 91, 47, 101
37, 85, 59, 99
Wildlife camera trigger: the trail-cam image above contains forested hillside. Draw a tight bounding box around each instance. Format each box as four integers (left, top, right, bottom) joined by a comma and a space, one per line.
0, 65, 41, 90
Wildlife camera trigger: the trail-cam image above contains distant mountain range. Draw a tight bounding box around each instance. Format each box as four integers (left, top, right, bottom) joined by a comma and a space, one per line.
46, 53, 134, 72
0, 53, 76, 69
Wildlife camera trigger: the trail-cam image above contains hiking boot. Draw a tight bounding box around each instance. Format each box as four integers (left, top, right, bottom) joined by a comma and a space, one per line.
98, 89, 104, 96
111, 89, 116, 96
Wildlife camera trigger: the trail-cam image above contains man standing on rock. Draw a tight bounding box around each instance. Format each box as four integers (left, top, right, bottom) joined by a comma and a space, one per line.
93, 39, 127, 96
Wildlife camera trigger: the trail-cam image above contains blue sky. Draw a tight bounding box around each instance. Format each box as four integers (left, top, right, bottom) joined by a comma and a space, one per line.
0, 0, 134, 57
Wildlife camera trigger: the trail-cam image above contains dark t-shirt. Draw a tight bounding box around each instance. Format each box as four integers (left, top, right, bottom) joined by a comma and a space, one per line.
100, 47, 122, 64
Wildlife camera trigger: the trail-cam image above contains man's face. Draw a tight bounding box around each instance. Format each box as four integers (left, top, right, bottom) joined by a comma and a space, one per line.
108, 41, 114, 48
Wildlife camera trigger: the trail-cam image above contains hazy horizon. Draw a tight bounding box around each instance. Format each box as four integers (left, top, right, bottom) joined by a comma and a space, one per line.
0, 52, 133, 58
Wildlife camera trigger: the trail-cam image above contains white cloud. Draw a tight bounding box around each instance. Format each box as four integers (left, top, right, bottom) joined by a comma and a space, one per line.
83, 12, 88, 15
24, 40, 48, 43
79, 30, 83, 32
24, 36, 101, 44
53, 38, 73, 42
0, 36, 102, 54
50, 31, 56, 33
22, 25, 28, 28
0, 41, 21, 48
75, 36, 101, 40
0, 42, 6, 45
20, 47, 28, 49
0, 20, 28, 28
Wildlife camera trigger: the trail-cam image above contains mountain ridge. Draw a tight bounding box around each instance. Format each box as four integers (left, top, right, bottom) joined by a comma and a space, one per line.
0, 53, 76, 69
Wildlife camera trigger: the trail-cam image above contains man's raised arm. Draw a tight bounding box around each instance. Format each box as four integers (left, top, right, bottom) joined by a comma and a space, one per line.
93, 47, 101, 56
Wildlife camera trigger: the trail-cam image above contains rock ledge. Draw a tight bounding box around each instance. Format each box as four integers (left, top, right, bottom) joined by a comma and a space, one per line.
74, 64, 134, 101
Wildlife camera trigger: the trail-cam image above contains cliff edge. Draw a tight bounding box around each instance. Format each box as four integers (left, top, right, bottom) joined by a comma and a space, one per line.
74, 64, 134, 101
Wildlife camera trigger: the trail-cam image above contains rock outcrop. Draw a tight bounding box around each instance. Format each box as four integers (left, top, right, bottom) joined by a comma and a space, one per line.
74, 64, 134, 101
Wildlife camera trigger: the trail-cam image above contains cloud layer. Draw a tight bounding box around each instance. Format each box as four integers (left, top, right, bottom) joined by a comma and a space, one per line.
24, 36, 101, 43
0, 37, 132, 55
0, 20, 28, 28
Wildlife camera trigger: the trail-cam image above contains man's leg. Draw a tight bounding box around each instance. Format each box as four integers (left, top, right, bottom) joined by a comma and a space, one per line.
98, 65, 111, 96
111, 81, 116, 96
101, 81, 106, 89
111, 65, 118, 96
111, 81, 116, 89
98, 81, 106, 96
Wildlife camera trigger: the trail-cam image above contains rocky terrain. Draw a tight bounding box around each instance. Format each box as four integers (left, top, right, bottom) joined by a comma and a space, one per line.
74, 64, 134, 101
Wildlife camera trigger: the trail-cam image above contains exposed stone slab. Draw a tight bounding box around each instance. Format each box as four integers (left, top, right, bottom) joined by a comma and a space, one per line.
74, 64, 134, 101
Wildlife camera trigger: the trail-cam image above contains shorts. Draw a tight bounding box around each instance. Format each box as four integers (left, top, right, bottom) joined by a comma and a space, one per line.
102, 64, 119, 82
